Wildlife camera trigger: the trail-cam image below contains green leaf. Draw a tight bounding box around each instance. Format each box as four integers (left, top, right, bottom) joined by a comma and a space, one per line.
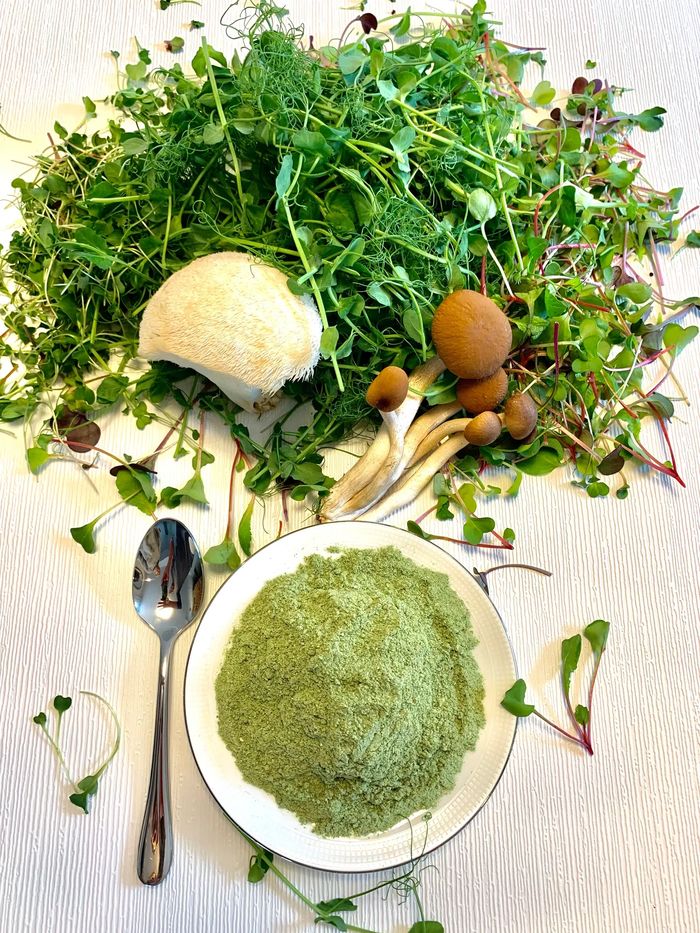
177, 472, 208, 505
238, 497, 254, 557
501, 680, 535, 717
70, 520, 98, 554
585, 59, 596, 69
247, 849, 273, 883
77, 773, 99, 795
166, 36, 185, 53
33, 712, 47, 726
663, 322, 698, 353
320, 326, 339, 358
390, 8, 411, 37
203, 537, 241, 571
685, 231, 700, 248
390, 126, 416, 172
506, 470, 523, 496
518, 447, 561, 476
376, 79, 399, 101
462, 514, 495, 545
115, 468, 157, 515
456, 482, 477, 514
406, 520, 430, 540
632, 106, 666, 132
53, 695, 72, 714
275, 153, 294, 198
292, 129, 332, 160
408, 923, 445, 933
367, 282, 392, 306
531, 80, 556, 105
616, 282, 651, 304
575, 704, 590, 726
97, 374, 129, 404
202, 123, 225, 145
583, 619, 610, 654
293, 462, 325, 486
121, 137, 149, 157
468, 188, 497, 224
27, 447, 51, 474
314, 917, 348, 931
316, 898, 357, 914
338, 48, 367, 75
68, 792, 91, 814
561, 634, 582, 694
402, 306, 424, 344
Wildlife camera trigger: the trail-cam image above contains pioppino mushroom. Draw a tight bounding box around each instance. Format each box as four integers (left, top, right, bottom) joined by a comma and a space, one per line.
431, 289, 512, 379
504, 392, 538, 440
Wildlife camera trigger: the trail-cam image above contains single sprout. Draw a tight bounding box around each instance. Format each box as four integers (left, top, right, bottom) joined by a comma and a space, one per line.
365, 366, 409, 412
504, 392, 538, 439
456, 368, 508, 414
431, 290, 512, 379
464, 411, 502, 446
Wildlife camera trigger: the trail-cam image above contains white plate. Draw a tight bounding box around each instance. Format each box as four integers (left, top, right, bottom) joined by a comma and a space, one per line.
184, 521, 517, 873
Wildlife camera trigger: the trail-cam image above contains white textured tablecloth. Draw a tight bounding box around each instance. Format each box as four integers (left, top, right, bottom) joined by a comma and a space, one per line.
1, 3, 698, 932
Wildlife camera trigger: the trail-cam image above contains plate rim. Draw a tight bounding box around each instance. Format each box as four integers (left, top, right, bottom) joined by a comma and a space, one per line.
183, 520, 519, 874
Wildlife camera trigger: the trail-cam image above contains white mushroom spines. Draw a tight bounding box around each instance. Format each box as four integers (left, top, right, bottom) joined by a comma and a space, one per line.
138, 251, 322, 412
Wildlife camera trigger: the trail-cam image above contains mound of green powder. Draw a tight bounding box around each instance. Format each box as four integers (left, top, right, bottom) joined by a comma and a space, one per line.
215, 546, 485, 837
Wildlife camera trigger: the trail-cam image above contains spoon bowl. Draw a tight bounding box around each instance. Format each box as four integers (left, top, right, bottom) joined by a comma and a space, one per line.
132, 518, 204, 885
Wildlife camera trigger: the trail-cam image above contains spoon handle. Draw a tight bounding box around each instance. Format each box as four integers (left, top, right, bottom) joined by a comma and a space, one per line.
138, 639, 174, 885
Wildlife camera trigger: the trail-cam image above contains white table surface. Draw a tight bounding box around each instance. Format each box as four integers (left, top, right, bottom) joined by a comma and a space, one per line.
1, 2, 698, 932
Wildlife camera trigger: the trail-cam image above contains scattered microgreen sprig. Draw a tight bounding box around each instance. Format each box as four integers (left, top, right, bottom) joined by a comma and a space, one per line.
502, 619, 610, 754
32, 692, 121, 812
408, 472, 515, 549
1, 0, 698, 554
240, 816, 443, 932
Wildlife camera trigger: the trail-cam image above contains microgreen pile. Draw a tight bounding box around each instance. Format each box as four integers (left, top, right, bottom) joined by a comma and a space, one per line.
1, 0, 698, 552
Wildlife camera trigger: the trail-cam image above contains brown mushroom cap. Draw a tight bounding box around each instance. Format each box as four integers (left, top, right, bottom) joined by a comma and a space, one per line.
456, 368, 508, 414
504, 392, 538, 439
431, 290, 512, 379
365, 366, 409, 412
463, 411, 502, 446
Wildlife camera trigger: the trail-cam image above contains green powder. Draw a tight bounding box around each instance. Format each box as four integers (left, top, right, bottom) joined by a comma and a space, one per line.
215, 546, 485, 837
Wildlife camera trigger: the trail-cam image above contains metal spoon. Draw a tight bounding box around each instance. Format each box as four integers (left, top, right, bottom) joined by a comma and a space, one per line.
132, 518, 204, 885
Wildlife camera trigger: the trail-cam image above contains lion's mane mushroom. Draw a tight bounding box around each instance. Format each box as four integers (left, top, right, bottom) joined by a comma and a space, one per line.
138, 251, 322, 413
431, 289, 512, 379
456, 368, 508, 414
504, 392, 538, 439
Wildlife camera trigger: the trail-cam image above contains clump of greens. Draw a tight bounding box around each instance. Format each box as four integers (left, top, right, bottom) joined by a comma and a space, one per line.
216, 546, 485, 837
1, 1, 697, 552
32, 691, 121, 812
502, 619, 610, 755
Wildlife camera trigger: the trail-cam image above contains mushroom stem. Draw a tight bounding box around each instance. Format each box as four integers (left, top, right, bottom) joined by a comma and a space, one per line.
362, 434, 470, 523
407, 417, 471, 468
402, 402, 461, 465
320, 356, 446, 520
320, 424, 391, 518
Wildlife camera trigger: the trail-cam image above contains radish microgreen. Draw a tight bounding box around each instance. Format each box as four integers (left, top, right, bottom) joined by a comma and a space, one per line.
32, 692, 121, 813
502, 620, 611, 755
